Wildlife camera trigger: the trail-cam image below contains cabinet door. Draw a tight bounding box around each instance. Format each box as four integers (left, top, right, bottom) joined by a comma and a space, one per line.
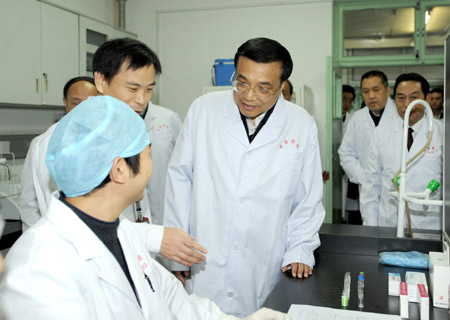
79, 17, 136, 76
40, 3, 79, 106
0, 0, 41, 105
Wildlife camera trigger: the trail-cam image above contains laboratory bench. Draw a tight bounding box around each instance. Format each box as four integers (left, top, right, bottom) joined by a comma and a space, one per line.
263, 223, 449, 319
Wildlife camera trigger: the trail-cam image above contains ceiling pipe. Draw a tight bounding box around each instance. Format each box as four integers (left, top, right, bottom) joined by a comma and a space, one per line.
118, 0, 127, 30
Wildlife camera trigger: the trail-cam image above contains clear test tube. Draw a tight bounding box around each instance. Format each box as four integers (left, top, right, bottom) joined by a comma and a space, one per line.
358, 274, 364, 308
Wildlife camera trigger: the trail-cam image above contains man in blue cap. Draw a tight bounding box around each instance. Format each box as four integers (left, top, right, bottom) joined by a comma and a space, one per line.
0, 96, 290, 320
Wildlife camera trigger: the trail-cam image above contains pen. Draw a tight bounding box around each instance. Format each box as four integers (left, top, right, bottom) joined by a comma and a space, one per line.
144, 273, 155, 292
135, 201, 143, 222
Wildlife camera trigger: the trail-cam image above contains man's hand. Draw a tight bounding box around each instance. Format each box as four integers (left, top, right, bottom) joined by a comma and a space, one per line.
281, 263, 312, 278
160, 227, 207, 267
173, 271, 190, 286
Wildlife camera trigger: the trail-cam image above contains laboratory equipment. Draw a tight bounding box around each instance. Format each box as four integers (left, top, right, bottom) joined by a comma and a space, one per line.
391, 99, 443, 238
388, 273, 401, 296
212, 59, 235, 86
405, 271, 428, 303
400, 282, 409, 318
341, 271, 351, 307
357, 274, 364, 309
428, 251, 450, 308
418, 284, 429, 320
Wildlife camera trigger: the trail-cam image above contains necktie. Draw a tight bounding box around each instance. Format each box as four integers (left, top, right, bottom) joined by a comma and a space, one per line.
407, 127, 414, 151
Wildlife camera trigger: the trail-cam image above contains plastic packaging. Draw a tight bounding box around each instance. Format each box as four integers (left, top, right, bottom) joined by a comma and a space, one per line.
378, 251, 429, 269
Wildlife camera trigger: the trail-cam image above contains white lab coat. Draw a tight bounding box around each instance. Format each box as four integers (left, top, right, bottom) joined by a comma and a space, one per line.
340, 111, 359, 216
164, 90, 325, 317
360, 117, 443, 229
338, 97, 398, 186
1, 192, 225, 320
342, 111, 352, 134
144, 103, 182, 225
19, 124, 154, 233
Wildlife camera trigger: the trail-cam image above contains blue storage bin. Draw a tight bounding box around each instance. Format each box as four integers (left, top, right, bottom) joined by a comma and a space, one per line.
213, 59, 235, 86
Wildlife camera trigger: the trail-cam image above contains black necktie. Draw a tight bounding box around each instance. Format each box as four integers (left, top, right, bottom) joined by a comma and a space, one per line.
407, 127, 414, 151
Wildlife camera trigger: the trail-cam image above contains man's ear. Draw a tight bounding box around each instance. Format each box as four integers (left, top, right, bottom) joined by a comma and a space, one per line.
94, 71, 106, 95
109, 157, 128, 184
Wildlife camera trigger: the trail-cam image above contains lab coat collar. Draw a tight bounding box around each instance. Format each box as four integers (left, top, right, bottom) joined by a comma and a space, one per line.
143, 102, 155, 131
223, 92, 286, 151
46, 192, 143, 311
379, 97, 398, 126
362, 97, 397, 130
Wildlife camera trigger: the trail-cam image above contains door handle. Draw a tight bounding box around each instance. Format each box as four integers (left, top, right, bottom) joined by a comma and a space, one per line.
43, 73, 48, 93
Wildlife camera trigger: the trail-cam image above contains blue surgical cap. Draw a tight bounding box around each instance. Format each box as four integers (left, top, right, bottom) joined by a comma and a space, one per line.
46, 95, 150, 197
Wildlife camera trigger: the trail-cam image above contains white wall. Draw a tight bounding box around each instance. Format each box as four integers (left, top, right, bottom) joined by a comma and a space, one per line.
127, 1, 332, 175
41, 0, 115, 25
7, 0, 333, 179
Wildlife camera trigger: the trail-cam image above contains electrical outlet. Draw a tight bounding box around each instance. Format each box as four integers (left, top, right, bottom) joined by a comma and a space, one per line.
0, 141, 10, 153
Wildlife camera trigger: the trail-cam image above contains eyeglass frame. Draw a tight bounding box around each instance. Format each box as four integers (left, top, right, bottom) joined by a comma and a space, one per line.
230, 71, 282, 99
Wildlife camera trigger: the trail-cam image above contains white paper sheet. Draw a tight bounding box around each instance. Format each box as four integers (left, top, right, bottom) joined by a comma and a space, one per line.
288, 305, 400, 320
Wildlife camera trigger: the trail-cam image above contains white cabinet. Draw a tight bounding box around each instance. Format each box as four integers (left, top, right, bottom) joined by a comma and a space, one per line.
79, 17, 136, 76
40, 3, 79, 106
0, 0, 41, 105
0, 1, 78, 106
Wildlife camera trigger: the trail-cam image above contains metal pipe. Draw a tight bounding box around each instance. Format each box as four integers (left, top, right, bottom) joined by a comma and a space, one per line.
118, 0, 127, 30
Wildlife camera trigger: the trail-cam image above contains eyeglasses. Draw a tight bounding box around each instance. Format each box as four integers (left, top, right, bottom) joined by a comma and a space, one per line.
231, 80, 278, 98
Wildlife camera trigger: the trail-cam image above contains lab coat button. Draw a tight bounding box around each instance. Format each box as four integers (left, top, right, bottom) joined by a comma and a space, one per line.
247, 151, 252, 156
239, 199, 245, 204
233, 244, 239, 251
228, 292, 233, 297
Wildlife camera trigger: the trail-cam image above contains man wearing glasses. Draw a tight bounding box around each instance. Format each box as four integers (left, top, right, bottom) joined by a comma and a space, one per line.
164, 37, 325, 317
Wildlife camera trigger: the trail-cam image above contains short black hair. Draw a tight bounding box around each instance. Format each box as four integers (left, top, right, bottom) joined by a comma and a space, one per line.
93, 38, 162, 83
430, 87, 443, 95
93, 153, 141, 191
63, 76, 95, 99
360, 70, 389, 88
393, 73, 430, 97
234, 37, 293, 83
285, 79, 293, 95
343, 84, 355, 100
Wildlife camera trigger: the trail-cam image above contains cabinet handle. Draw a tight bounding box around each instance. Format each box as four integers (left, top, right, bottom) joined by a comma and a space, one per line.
36, 78, 39, 93
43, 73, 48, 93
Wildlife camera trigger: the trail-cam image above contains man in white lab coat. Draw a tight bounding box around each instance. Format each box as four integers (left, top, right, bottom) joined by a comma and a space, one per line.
164, 37, 325, 317
93, 38, 182, 227
19, 38, 206, 268
1, 96, 290, 320
342, 84, 355, 134
360, 73, 442, 230
427, 87, 444, 120
19, 76, 98, 231
143, 104, 182, 225
338, 71, 398, 225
